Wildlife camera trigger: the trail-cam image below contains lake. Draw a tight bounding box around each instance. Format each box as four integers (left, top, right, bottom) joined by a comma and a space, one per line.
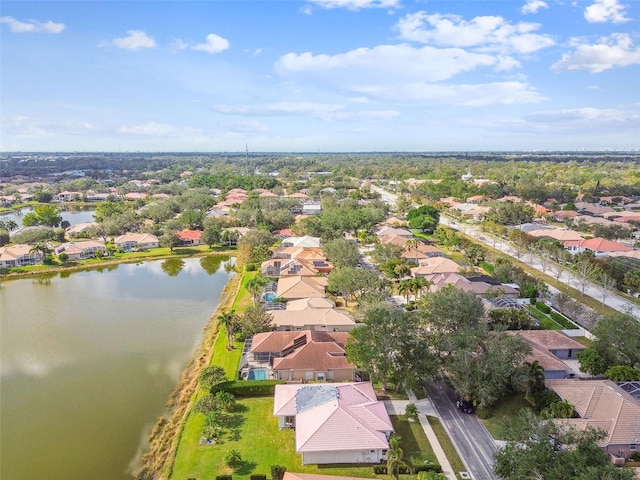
1, 206, 96, 227
0, 256, 234, 480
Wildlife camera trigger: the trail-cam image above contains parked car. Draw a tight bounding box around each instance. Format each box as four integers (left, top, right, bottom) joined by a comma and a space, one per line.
456, 398, 474, 414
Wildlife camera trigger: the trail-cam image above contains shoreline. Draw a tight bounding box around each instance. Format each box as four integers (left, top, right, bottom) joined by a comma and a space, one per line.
0, 247, 235, 281
134, 270, 243, 480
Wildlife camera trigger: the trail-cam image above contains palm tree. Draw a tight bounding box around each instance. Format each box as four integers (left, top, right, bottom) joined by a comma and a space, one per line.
514, 360, 546, 397
404, 238, 421, 264
386, 436, 413, 480
397, 279, 413, 302
217, 310, 240, 350
29, 241, 51, 262
246, 275, 270, 306
410, 277, 432, 300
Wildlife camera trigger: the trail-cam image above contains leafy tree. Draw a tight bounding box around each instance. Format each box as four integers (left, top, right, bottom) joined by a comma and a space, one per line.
238, 304, 273, 339
201, 222, 221, 248
494, 409, 634, 480
347, 303, 437, 393
386, 436, 413, 480
542, 400, 575, 419
488, 308, 533, 330
464, 243, 485, 266
512, 360, 546, 398
605, 365, 640, 381
160, 232, 181, 251
409, 214, 438, 233
22, 205, 62, 227
590, 312, 640, 369
577, 348, 608, 376
407, 205, 440, 225
214, 390, 236, 411
487, 202, 534, 226
199, 365, 227, 389
0, 229, 9, 247
179, 209, 204, 230
371, 242, 403, 264
327, 267, 387, 307
322, 237, 360, 268
246, 275, 270, 306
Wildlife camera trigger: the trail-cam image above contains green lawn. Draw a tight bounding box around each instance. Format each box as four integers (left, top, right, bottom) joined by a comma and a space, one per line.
526, 305, 562, 330
426, 416, 467, 479
480, 394, 533, 440
170, 400, 442, 479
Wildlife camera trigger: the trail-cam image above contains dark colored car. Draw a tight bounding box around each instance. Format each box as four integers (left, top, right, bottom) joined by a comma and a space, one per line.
456, 398, 474, 414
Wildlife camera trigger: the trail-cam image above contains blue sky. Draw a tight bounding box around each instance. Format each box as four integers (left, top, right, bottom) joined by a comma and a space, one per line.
1, 0, 639, 152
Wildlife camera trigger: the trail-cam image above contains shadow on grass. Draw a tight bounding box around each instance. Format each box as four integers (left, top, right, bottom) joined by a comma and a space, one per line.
233, 460, 258, 475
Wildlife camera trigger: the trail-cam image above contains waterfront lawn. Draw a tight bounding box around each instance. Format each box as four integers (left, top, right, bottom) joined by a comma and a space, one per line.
212, 323, 244, 380
232, 271, 257, 311
171, 397, 439, 479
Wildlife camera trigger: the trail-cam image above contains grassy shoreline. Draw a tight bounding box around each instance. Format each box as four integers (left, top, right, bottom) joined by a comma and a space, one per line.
136, 269, 244, 480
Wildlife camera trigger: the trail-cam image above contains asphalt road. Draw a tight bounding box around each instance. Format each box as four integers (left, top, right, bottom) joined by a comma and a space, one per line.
428, 382, 498, 480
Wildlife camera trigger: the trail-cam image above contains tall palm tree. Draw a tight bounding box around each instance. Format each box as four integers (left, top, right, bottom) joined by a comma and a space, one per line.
410, 277, 432, 300
386, 436, 413, 480
404, 238, 421, 264
397, 279, 413, 302
246, 275, 270, 306
217, 310, 240, 350
514, 360, 546, 397
29, 241, 51, 262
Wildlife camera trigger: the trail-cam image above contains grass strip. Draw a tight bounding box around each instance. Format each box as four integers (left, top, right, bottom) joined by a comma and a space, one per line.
426, 416, 467, 480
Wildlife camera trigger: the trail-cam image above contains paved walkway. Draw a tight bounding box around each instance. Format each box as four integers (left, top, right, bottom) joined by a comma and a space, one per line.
385, 391, 456, 480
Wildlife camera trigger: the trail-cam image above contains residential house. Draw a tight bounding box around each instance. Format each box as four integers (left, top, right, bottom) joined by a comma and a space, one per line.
410, 257, 462, 277
546, 379, 640, 462
428, 272, 520, 298
273, 382, 393, 465
276, 276, 328, 300
280, 236, 322, 248
302, 202, 322, 215
509, 330, 586, 379
270, 300, 356, 332
54, 240, 107, 260
114, 233, 159, 251
574, 202, 615, 217
0, 244, 43, 268
554, 210, 579, 221
527, 228, 584, 242
177, 229, 202, 245
373, 226, 413, 238
246, 330, 354, 382
57, 191, 82, 202
65, 222, 98, 238
564, 237, 633, 258
261, 258, 333, 277
401, 245, 447, 264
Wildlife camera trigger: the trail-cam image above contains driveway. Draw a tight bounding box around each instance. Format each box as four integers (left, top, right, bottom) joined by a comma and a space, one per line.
428, 381, 498, 480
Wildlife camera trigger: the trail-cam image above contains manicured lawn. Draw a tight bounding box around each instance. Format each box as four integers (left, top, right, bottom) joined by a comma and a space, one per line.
526, 305, 562, 330
232, 271, 257, 311
426, 416, 467, 479
391, 416, 438, 466
480, 393, 533, 440
212, 324, 244, 380
170, 400, 440, 479
170, 397, 386, 479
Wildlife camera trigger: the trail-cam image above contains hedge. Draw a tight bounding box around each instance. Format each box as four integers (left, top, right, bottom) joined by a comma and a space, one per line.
373, 464, 442, 474
250, 475, 267, 480
550, 311, 578, 329
214, 379, 286, 397
216, 476, 232, 480
536, 301, 551, 314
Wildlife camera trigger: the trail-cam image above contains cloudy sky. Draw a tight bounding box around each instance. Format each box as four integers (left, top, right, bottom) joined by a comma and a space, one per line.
1, 0, 639, 152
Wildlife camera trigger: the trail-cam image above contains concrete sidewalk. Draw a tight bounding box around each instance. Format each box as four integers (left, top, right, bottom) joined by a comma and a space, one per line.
385, 391, 456, 480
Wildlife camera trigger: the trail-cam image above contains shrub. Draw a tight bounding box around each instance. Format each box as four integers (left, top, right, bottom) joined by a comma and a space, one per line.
216, 476, 232, 480
245, 263, 258, 272
405, 403, 419, 422
215, 380, 285, 397
536, 301, 551, 314
630, 451, 640, 461
271, 465, 286, 480
550, 311, 578, 329
476, 406, 494, 419
414, 464, 443, 473
373, 466, 387, 474
250, 475, 267, 480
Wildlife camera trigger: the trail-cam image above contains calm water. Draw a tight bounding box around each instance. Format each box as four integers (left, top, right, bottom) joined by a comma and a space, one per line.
1, 206, 96, 227
0, 256, 233, 480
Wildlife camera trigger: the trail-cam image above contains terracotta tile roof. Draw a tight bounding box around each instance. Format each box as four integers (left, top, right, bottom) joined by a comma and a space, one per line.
177, 229, 202, 241
563, 237, 633, 253
528, 229, 584, 241
272, 340, 353, 372
546, 379, 640, 447
513, 330, 587, 351
270, 308, 355, 329
276, 276, 327, 299
411, 257, 461, 276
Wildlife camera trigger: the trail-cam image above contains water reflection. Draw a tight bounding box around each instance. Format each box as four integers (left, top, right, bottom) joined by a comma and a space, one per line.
0, 257, 235, 480
200, 255, 225, 275
161, 257, 185, 277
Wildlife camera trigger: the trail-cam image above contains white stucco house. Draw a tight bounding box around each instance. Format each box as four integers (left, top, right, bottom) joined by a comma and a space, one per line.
273, 382, 393, 465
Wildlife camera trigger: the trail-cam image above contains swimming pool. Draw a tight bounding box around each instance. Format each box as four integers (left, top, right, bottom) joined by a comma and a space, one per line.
265, 293, 277, 302
248, 368, 269, 380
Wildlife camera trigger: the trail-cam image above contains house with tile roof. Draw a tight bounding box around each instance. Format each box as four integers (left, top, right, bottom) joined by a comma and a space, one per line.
0, 244, 44, 268
177, 229, 202, 245
509, 330, 586, 379
428, 272, 520, 298
269, 304, 356, 332
546, 379, 640, 462
281, 236, 322, 248
262, 257, 333, 277
276, 276, 328, 300
54, 240, 107, 260
273, 382, 393, 465
527, 228, 584, 242
114, 233, 159, 251
564, 237, 633, 258
410, 257, 462, 277
246, 330, 355, 382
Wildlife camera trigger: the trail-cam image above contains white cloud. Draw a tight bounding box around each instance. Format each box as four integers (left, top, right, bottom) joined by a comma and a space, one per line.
552, 33, 640, 72
584, 0, 629, 23
1, 115, 92, 136
524, 107, 640, 130
522, 0, 548, 14
354, 81, 546, 106
0, 16, 65, 34
212, 102, 346, 120
118, 122, 201, 137
218, 120, 269, 133
306, 0, 401, 10
276, 44, 498, 83
395, 12, 554, 54
300, 4, 314, 15
192, 33, 230, 54
109, 30, 157, 50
